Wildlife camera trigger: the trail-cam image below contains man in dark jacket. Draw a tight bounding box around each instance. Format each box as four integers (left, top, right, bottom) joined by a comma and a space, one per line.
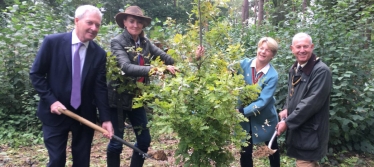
277, 32, 332, 167
30, 5, 113, 167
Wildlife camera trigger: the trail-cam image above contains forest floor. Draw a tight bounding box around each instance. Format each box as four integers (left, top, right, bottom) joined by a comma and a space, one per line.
1, 127, 374, 167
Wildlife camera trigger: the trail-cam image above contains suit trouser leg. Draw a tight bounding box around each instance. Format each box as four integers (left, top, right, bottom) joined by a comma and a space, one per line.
42, 121, 70, 167
71, 121, 95, 167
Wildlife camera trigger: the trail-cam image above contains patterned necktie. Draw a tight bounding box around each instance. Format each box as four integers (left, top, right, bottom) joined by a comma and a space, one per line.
71, 43, 82, 109
294, 66, 302, 80
290, 66, 302, 96
296, 66, 302, 73
251, 67, 263, 84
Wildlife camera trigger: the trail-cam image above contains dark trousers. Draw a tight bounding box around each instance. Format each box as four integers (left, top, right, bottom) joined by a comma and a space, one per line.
107, 107, 151, 167
42, 117, 94, 167
240, 133, 280, 167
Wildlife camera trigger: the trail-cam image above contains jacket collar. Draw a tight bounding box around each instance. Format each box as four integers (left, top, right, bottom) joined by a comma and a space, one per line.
122, 28, 146, 44
290, 53, 320, 76
250, 58, 271, 75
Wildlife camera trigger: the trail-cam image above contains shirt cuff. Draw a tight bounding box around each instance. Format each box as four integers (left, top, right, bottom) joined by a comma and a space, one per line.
237, 107, 244, 114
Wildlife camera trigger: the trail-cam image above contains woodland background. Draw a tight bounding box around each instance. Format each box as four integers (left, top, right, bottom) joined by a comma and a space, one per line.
0, 0, 373, 166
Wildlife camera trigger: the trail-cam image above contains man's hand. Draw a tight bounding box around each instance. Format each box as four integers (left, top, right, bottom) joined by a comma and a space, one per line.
276, 120, 287, 136
276, 110, 288, 136
279, 109, 288, 120
50, 101, 66, 115
101, 121, 114, 139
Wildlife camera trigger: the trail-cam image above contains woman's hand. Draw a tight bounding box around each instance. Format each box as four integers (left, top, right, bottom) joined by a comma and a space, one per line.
166, 65, 180, 75
195, 45, 205, 60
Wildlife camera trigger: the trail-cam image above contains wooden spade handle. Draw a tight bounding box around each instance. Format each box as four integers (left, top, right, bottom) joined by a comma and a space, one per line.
58, 108, 150, 158
59, 108, 108, 134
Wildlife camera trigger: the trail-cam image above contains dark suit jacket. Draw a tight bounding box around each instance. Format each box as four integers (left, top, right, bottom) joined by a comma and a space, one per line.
30, 32, 110, 126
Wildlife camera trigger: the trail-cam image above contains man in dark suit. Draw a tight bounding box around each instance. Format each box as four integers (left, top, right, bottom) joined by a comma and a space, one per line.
30, 5, 113, 167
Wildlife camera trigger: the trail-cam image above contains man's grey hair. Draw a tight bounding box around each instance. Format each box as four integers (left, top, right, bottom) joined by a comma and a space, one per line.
292, 32, 313, 45
75, 5, 102, 20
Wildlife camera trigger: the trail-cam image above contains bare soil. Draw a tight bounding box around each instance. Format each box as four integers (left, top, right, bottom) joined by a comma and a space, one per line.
1, 129, 374, 167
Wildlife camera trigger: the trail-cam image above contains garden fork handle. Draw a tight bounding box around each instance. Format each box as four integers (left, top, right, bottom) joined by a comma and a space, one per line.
268, 118, 286, 149
268, 131, 277, 149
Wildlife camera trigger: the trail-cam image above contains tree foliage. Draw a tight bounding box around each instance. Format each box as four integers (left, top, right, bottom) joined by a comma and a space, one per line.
132, 0, 193, 25
32, 0, 194, 25
310, 0, 374, 154
0, 1, 67, 147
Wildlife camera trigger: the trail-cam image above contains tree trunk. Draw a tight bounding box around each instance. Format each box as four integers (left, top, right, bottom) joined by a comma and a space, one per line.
258, 0, 264, 25
302, 0, 307, 14
242, 0, 249, 25
254, 0, 257, 26
364, 0, 373, 49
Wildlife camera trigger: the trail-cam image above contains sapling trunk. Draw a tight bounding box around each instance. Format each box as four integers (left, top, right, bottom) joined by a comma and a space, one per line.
198, 0, 202, 46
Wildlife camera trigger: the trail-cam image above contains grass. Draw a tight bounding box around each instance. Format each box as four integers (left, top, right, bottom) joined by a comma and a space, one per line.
1, 130, 373, 167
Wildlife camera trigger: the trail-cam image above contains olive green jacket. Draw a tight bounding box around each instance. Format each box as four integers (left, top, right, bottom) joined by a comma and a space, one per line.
284, 54, 332, 161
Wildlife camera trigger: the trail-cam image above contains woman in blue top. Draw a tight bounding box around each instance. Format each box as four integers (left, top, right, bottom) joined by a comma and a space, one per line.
237, 37, 280, 167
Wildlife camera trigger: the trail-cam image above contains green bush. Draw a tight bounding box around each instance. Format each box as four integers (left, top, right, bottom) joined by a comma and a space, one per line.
0, 1, 67, 147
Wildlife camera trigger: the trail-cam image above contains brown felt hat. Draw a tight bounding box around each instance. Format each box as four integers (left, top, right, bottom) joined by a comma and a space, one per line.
115, 6, 152, 28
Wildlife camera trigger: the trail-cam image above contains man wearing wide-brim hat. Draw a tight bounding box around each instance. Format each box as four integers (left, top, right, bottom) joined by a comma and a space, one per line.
106, 5, 177, 167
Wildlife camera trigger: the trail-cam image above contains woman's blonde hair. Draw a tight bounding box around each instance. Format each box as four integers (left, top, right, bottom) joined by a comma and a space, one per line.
257, 37, 278, 56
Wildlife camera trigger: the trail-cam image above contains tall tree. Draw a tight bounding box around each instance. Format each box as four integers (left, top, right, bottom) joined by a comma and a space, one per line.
364, 0, 373, 48
314, 0, 338, 10
258, 0, 264, 25
266, 0, 313, 27
132, 0, 192, 25
101, 0, 127, 24
242, 0, 249, 24
302, 0, 307, 14
0, 0, 14, 9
